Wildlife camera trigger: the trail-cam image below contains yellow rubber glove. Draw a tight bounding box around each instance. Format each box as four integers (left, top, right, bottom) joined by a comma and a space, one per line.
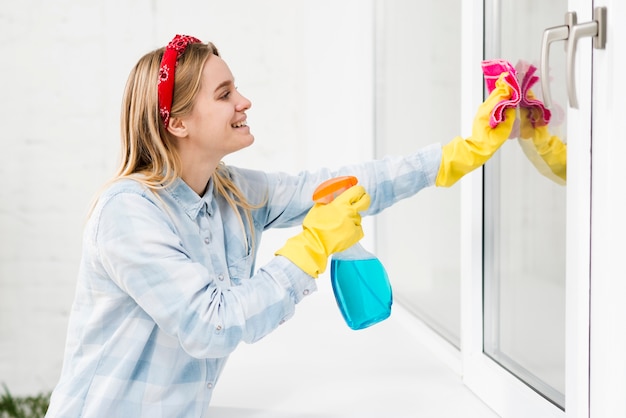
275, 185, 371, 278
436, 73, 517, 187
518, 95, 567, 185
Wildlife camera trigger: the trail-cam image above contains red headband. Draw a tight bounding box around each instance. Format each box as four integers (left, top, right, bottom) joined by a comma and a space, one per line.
158, 34, 202, 127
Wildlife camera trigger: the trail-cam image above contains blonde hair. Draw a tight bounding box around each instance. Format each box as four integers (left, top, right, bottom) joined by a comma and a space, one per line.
97, 41, 259, 249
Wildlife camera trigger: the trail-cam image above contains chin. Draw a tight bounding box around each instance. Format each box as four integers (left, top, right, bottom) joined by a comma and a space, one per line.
244, 134, 255, 147
229, 135, 255, 155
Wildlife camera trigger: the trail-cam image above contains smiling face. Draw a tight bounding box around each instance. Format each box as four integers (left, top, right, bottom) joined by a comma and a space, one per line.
177, 55, 254, 166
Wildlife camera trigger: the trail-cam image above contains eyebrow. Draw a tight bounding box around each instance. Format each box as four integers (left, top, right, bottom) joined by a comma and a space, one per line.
214, 80, 234, 93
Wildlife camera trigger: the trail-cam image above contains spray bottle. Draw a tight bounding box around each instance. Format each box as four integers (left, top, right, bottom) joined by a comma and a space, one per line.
312, 176, 393, 330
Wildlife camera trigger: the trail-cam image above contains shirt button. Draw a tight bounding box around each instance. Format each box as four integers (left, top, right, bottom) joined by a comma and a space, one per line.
303, 289, 310, 296
216, 325, 222, 331
218, 274, 224, 281
207, 383, 213, 389
204, 237, 210, 244
279, 319, 286, 325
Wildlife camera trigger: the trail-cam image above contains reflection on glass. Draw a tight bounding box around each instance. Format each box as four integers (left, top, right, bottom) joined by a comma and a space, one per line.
483, 0, 568, 409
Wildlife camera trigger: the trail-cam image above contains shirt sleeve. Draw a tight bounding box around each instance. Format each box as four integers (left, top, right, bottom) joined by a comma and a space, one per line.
92, 190, 316, 359
230, 143, 443, 229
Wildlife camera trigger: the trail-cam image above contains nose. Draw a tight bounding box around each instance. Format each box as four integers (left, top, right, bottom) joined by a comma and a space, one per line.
235, 90, 252, 112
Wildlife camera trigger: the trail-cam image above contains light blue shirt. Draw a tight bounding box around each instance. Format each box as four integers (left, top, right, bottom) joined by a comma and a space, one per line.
45, 144, 441, 417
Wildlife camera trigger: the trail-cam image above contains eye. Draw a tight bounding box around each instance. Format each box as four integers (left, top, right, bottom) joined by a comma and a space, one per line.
220, 90, 231, 100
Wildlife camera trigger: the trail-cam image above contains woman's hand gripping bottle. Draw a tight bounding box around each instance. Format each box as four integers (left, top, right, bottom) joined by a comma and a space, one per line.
313, 176, 392, 330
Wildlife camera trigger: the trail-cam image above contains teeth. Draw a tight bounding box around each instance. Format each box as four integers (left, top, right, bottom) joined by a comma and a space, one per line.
232, 120, 247, 128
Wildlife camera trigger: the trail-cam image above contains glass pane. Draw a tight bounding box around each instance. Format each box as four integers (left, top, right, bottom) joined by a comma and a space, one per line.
483, 0, 568, 409
374, 0, 462, 347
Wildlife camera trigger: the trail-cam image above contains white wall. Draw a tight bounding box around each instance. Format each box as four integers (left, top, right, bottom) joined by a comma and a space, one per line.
373, 0, 463, 346
0, 0, 374, 395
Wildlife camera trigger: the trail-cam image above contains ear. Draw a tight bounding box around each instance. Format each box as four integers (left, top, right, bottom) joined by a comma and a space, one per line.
167, 116, 188, 139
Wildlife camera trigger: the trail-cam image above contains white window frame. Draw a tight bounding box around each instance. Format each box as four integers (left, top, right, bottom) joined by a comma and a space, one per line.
459, 0, 591, 417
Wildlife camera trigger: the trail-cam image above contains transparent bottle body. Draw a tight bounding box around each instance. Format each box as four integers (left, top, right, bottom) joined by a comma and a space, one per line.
330, 243, 393, 330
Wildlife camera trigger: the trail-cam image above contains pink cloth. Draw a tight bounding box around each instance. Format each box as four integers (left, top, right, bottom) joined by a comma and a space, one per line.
518, 64, 552, 127
481, 59, 522, 128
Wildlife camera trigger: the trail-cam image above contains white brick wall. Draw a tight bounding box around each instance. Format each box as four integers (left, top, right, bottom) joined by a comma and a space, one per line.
0, 0, 374, 395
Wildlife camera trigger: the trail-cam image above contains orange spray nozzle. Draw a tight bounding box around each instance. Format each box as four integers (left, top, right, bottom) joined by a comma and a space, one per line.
312, 176, 358, 204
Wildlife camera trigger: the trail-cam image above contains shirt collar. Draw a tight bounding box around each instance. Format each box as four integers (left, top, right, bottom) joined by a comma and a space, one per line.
166, 177, 215, 220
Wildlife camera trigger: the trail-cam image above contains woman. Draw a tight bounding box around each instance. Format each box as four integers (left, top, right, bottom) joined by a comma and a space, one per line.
46, 34, 516, 417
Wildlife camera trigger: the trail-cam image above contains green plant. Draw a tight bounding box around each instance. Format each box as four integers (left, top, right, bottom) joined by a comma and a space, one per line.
0, 384, 50, 418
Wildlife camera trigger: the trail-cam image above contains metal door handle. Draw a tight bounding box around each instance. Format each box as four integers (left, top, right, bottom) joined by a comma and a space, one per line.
567, 7, 607, 109
540, 8, 607, 110
540, 12, 576, 109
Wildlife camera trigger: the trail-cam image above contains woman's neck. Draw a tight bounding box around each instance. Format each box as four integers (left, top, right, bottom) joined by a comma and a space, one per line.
181, 162, 218, 196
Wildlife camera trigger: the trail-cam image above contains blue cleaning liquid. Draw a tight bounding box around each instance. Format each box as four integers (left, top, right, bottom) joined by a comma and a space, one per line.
330, 256, 393, 330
